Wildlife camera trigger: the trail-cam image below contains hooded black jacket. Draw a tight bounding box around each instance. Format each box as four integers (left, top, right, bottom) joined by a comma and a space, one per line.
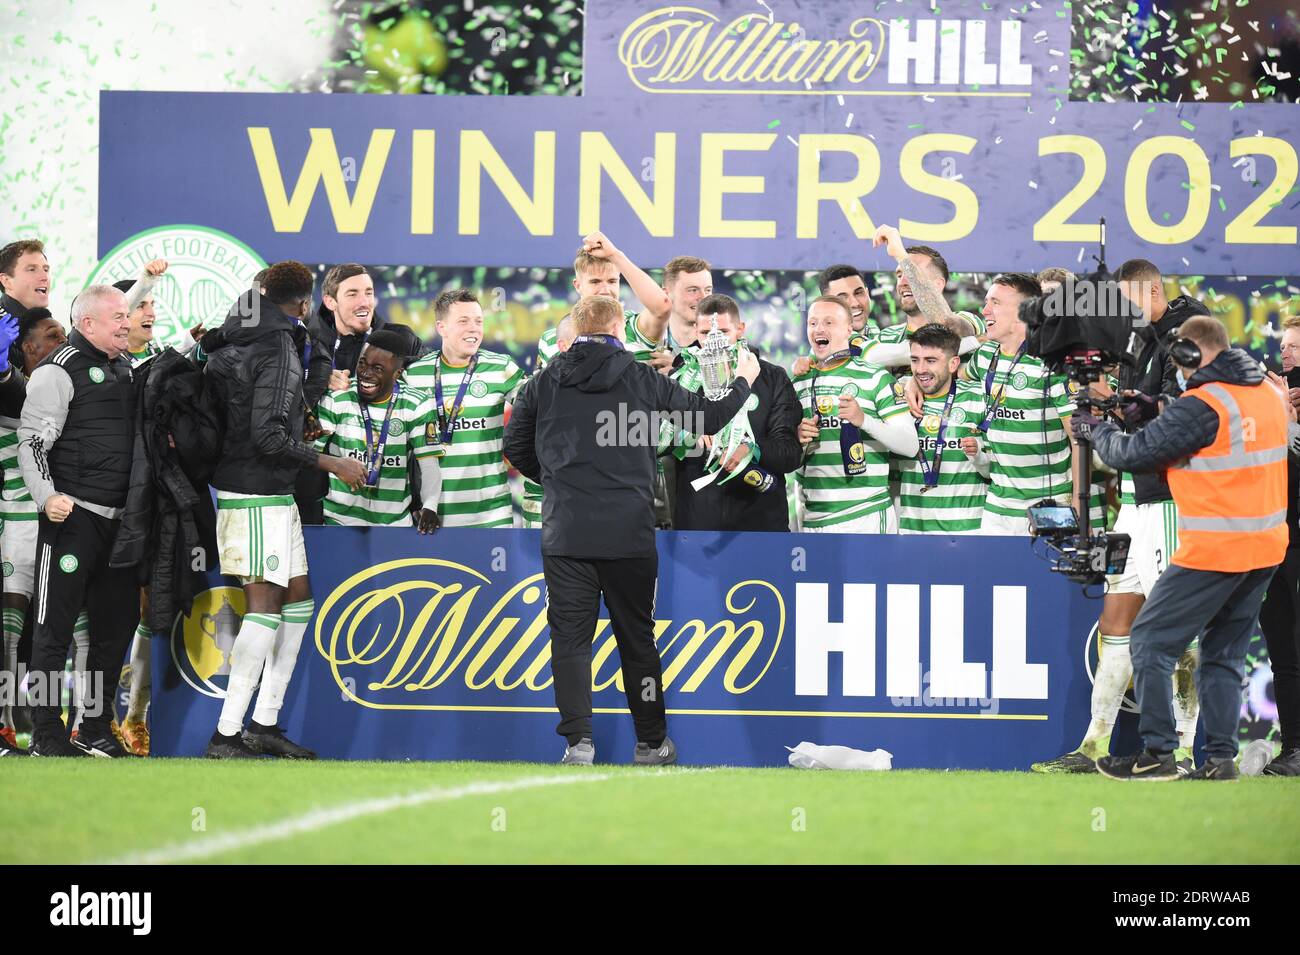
1118, 294, 1212, 504
204, 291, 318, 495
672, 350, 803, 532
1091, 348, 1270, 477
503, 339, 752, 558
303, 304, 426, 409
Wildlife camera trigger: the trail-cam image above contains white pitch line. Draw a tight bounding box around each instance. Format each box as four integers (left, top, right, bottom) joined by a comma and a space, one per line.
100, 773, 616, 866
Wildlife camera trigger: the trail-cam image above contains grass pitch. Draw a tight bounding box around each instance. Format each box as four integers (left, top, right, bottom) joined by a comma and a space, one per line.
3, 759, 1296, 865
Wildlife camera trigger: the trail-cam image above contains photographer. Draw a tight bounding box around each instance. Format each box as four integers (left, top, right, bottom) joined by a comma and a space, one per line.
1033, 263, 1209, 774
1079, 317, 1288, 781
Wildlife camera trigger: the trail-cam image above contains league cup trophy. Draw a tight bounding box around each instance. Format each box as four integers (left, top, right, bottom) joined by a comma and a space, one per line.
690, 316, 767, 492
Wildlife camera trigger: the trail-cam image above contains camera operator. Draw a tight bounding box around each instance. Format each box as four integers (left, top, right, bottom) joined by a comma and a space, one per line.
1032, 262, 1209, 773
1078, 317, 1288, 781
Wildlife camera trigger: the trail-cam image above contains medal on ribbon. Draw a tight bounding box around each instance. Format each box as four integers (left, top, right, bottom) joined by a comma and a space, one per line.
916, 387, 957, 493
434, 351, 479, 446
359, 381, 400, 487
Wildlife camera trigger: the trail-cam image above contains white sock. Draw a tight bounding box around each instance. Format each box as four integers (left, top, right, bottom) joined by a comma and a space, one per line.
252, 599, 313, 728
1, 607, 23, 731
1081, 634, 1132, 755
216, 612, 281, 737
1173, 645, 1200, 753
126, 623, 151, 723
71, 611, 91, 732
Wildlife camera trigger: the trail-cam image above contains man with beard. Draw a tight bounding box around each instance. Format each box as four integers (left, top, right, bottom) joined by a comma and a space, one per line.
859, 226, 982, 371
314, 329, 442, 530
893, 324, 990, 534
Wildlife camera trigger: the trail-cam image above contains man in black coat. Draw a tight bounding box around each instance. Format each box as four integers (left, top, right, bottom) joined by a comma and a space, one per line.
671, 294, 802, 531
503, 295, 759, 767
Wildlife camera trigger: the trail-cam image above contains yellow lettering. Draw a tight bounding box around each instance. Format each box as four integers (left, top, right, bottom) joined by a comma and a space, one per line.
411, 129, 435, 234
796, 134, 880, 240
1225, 136, 1298, 245
699, 133, 776, 239
1033, 135, 1105, 243
1125, 136, 1211, 244
248, 127, 394, 233
898, 134, 979, 242
458, 130, 556, 236
578, 132, 676, 237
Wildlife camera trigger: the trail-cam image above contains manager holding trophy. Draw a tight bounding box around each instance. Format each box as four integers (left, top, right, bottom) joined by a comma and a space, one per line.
504, 295, 759, 767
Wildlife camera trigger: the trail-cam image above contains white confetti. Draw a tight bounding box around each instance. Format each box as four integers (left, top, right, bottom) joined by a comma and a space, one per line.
844, 112, 854, 127
1132, 118, 1143, 130
1028, 181, 1038, 190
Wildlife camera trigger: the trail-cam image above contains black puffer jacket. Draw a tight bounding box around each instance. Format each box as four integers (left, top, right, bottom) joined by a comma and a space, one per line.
1118, 294, 1212, 503
111, 348, 217, 631
204, 291, 318, 495
1092, 348, 1266, 475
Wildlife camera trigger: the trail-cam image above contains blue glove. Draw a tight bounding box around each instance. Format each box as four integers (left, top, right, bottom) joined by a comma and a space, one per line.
0, 311, 18, 373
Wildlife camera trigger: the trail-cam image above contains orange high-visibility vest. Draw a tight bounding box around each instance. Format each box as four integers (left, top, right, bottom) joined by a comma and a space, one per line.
1166, 380, 1289, 572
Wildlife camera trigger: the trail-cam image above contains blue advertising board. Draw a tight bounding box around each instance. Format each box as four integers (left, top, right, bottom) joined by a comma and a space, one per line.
98, 0, 1299, 274
154, 528, 1098, 768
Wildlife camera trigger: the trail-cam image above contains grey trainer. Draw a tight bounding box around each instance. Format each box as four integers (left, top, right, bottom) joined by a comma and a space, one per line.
561, 737, 595, 765
634, 737, 677, 766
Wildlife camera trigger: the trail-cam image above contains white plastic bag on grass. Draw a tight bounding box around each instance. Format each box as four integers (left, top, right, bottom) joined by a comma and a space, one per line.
786, 741, 892, 771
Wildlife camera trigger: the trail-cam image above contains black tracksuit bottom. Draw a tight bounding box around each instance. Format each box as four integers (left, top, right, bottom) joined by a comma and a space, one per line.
28, 509, 138, 739
543, 554, 666, 746
1259, 547, 1300, 752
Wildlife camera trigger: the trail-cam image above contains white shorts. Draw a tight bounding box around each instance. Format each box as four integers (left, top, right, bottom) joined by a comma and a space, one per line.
0, 517, 38, 599
216, 492, 308, 588
805, 506, 898, 534
1106, 500, 1177, 597
980, 509, 1030, 536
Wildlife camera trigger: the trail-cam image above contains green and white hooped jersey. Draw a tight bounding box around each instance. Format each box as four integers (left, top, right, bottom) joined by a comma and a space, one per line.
314, 384, 439, 526
403, 348, 524, 528
0, 421, 35, 520
894, 379, 990, 534
963, 341, 1075, 518
792, 355, 908, 528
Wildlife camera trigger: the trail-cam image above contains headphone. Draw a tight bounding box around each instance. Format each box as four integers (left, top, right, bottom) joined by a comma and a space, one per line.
1167, 336, 1202, 369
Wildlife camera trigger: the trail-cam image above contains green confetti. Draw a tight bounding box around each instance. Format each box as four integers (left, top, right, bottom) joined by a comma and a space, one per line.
767, 120, 780, 129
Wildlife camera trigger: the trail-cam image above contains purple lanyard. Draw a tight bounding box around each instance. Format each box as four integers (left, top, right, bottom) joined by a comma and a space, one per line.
358, 382, 399, 486
978, 344, 1026, 432
434, 352, 479, 445
916, 387, 958, 490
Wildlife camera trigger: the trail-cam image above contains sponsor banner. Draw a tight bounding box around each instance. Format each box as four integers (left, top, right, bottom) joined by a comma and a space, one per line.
99, 0, 1299, 275
155, 527, 1095, 768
